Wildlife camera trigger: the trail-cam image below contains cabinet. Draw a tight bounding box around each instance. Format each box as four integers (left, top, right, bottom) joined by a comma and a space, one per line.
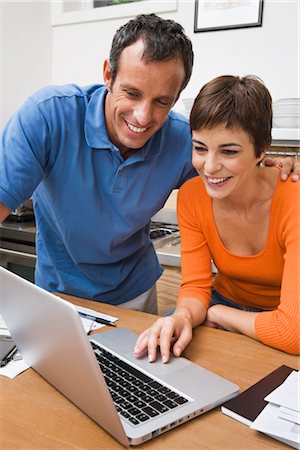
269, 128, 300, 156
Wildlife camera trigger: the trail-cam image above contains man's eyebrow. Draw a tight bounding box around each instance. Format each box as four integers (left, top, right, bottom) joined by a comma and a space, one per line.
120, 83, 140, 92
157, 95, 176, 104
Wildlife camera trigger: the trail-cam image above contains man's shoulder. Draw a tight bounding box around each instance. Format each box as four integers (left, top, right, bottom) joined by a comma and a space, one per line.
168, 110, 190, 127
28, 83, 104, 106
161, 110, 191, 143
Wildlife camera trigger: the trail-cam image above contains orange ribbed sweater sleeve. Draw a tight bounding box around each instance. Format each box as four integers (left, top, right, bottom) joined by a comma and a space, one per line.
254, 178, 300, 355
177, 177, 300, 355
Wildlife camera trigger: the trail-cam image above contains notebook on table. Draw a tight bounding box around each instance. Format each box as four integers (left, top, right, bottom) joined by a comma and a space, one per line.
221, 365, 295, 426
0, 267, 239, 446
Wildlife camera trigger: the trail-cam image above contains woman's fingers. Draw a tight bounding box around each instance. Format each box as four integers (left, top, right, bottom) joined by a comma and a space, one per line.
134, 314, 193, 363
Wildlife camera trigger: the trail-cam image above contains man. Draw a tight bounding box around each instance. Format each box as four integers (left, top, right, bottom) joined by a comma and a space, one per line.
0, 14, 298, 313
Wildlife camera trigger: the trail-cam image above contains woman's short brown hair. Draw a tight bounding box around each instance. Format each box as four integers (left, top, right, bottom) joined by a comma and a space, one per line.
190, 75, 272, 157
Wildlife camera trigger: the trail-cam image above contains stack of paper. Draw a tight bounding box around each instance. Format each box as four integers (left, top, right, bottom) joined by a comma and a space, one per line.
74, 305, 118, 333
251, 371, 300, 449
0, 313, 30, 378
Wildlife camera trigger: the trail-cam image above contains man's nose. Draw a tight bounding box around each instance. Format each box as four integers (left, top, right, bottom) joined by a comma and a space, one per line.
134, 101, 152, 125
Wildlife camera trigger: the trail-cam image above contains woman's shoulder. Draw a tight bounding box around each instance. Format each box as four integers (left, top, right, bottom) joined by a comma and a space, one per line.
177, 177, 210, 219
179, 176, 205, 195
275, 172, 300, 200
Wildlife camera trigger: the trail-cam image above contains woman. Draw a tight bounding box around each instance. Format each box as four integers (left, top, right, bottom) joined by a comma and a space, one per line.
134, 75, 300, 361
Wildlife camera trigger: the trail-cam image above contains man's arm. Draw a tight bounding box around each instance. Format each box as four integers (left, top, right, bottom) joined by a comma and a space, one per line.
264, 156, 300, 181
0, 203, 11, 222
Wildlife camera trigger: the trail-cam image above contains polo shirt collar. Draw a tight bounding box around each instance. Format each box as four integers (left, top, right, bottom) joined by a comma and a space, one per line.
84, 85, 111, 149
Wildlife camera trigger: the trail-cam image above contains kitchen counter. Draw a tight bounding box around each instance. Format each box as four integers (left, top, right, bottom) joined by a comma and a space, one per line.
0, 219, 36, 239
0, 195, 182, 267
0, 217, 180, 316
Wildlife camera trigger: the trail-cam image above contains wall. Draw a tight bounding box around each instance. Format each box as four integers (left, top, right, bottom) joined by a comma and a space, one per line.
1, 0, 299, 131
0, 0, 52, 129
51, 0, 300, 103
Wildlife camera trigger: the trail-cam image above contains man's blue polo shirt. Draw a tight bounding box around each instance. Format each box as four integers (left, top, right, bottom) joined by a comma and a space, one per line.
0, 84, 195, 304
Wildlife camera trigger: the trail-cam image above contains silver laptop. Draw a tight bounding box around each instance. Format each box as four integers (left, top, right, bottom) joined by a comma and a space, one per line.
0, 267, 239, 446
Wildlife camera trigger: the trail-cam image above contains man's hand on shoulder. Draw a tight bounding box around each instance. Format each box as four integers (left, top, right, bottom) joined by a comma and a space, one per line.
264, 155, 300, 181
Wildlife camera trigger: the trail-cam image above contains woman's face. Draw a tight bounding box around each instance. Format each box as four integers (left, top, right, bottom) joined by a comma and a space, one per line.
192, 124, 264, 200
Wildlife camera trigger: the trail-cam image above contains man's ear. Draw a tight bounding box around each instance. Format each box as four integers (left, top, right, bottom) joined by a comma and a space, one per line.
103, 59, 112, 92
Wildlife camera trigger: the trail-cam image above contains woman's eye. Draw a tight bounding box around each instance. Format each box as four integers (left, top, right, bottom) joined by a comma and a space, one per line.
223, 150, 238, 155
194, 146, 207, 153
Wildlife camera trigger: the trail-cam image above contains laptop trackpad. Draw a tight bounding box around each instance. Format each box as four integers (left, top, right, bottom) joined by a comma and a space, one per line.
92, 328, 190, 376
124, 350, 191, 376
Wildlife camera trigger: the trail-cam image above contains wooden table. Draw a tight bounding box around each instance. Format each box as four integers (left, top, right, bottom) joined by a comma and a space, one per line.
1, 294, 298, 449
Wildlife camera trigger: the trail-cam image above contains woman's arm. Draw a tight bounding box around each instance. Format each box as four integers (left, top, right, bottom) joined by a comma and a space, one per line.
254, 182, 300, 355
207, 181, 300, 355
206, 305, 258, 339
135, 180, 212, 363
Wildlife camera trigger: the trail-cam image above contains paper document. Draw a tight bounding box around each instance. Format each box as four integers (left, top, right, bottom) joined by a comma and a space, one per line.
0, 315, 30, 378
74, 305, 118, 332
251, 402, 300, 449
279, 406, 300, 425
265, 371, 300, 412
0, 313, 10, 336
0, 358, 30, 378
251, 370, 300, 449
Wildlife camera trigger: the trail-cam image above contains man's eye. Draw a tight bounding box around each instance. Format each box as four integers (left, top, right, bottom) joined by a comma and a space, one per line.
157, 99, 170, 107
126, 91, 139, 98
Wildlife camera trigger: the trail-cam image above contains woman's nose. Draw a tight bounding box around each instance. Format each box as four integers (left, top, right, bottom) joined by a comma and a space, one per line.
204, 154, 222, 173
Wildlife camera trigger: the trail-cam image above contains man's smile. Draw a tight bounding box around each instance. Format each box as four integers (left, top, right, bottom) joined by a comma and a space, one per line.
126, 120, 147, 134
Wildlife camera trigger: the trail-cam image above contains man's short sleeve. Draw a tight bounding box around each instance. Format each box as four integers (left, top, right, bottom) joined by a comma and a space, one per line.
0, 97, 50, 210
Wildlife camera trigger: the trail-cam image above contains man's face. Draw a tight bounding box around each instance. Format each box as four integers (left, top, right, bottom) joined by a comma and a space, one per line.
103, 40, 185, 157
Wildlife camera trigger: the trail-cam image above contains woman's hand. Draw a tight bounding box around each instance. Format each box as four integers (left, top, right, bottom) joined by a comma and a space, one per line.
264, 156, 300, 181
134, 299, 207, 364
134, 308, 193, 364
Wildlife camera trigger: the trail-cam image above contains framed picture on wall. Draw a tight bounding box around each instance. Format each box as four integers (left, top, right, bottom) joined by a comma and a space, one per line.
194, 0, 264, 33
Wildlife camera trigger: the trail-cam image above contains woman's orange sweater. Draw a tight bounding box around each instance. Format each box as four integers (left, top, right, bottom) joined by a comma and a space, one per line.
177, 176, 300, 355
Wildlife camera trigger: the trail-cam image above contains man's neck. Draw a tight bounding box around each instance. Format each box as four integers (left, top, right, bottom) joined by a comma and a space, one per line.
120, 147, 140, 160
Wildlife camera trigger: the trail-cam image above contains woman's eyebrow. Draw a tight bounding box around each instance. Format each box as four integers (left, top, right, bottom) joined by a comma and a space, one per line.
192, 139, 242, 148
220, 143, 242, 148
192, 138, 206, 145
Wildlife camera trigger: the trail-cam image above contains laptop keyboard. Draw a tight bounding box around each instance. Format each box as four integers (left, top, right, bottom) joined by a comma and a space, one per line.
91, 341, 189, 426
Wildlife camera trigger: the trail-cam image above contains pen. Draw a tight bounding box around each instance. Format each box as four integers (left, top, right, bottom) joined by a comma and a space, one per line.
0, 345, 18, 368
78, 312, 117, 327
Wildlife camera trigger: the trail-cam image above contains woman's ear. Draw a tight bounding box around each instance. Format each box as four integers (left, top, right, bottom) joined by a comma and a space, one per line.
103, 59, 112, 92
257, 150, 267, 165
